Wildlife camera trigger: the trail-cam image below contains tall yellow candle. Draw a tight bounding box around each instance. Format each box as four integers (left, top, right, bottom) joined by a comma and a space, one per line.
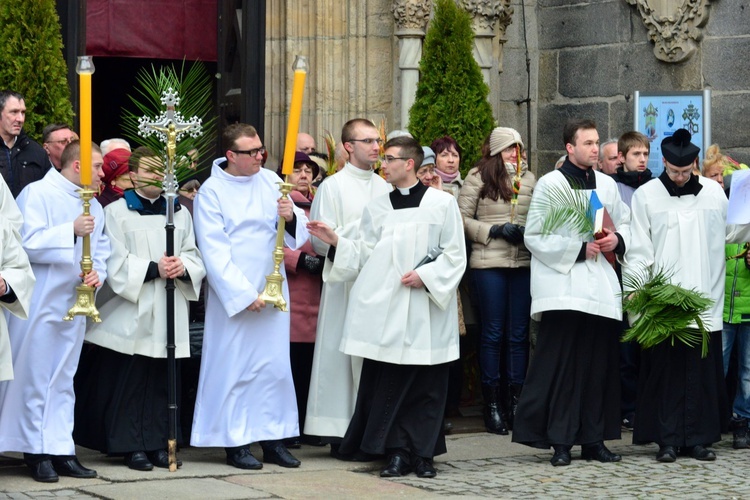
281, 56, 308, 176
76, 56, 95, 186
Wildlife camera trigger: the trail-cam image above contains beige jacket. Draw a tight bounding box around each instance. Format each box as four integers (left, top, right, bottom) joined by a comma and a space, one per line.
458, 163, 536, 269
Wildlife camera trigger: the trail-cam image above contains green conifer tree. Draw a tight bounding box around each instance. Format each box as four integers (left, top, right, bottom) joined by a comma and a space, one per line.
0, 1, 74, 140
409, 0, 495, 176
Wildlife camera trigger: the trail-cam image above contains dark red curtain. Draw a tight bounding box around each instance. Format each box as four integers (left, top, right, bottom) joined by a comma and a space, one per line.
86, 0, 217, 61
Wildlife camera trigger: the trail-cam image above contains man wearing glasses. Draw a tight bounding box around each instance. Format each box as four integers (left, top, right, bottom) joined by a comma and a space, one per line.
627, 128, 750, 463
0, 90, 49, 197
191, 123, 309, 470
42, 124, 78, 171
305, 118, 391, 457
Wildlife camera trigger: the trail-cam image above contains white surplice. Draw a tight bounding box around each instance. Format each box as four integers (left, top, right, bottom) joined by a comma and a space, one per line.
84, 196, 205, 358
0, 219, 35, 381
334, 187, 466, 365
304, 163, 390, 438
0, 168, 110, 455
190, 159, 309, 447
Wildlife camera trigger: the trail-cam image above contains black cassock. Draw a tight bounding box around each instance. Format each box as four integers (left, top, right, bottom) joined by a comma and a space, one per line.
633, 331, 728, 447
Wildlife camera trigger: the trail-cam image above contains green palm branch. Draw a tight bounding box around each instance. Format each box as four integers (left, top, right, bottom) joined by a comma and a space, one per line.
621, 267, 713, 357
121, 60, 216, 183
534, 181, 594, 237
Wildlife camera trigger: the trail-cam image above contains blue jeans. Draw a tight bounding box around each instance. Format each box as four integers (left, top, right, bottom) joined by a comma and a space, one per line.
473, 267, 531, 387
723, 322, 750, 419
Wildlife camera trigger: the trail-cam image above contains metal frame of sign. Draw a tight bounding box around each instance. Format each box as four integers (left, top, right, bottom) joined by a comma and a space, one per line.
633, 89, 711, 177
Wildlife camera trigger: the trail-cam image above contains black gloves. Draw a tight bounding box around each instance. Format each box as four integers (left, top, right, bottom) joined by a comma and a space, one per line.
489, 223, 525, 245
299, 252, 324, 274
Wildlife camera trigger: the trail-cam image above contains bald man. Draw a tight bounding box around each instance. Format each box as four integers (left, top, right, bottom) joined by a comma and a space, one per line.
296, 133, 316, 154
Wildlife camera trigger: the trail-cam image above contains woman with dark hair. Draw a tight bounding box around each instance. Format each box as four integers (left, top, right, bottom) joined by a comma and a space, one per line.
458, 127, 536, 435
431, 136, 463, 198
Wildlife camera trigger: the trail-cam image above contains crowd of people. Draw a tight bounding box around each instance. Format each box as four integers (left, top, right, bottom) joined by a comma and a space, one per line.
0, 87, 749, 484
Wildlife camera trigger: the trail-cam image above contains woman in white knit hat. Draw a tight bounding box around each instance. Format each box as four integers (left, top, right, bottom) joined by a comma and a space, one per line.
457, 127, 536, 435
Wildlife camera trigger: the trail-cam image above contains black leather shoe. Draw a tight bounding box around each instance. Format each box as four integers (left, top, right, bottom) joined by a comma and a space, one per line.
380, 453, 411, 477
413, 457, 436, 478
656, 445, 677, 463
581, 442, 621, 463
225, 447, 263, 470
124, 451, 154, 471
261, 441, 301, 468
283, 437, 302, 449
52, 456, 97, 478
147, 450, 182, 469
689, 445, 716, 461
27, 459, 59, 483
550, 445, 571, 466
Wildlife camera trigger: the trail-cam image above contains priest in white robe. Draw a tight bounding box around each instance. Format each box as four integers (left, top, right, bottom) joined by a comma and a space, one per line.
74, 147, 205, 471
308, 136, 466, 479
191, 124, 308, 470
0, 141, 109, 483
0, 219, 35, 382
627, 129, 750, 463
304, 119, 390, 449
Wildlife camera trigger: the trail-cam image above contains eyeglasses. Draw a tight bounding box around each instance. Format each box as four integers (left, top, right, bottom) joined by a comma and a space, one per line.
348, 138, 383, 145
231, 147, 266, 157
383, 155, 408, 164
45, 137, 75, 146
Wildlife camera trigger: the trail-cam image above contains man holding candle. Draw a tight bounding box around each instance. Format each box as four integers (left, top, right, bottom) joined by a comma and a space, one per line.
191, 124, 309, 470
305, 118, 391, 457
0, 140, 110, 483
0, 90, 50, 197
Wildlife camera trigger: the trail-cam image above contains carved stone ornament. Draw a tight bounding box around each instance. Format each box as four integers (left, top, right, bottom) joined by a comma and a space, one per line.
626, 0, 712, 63
459, 0, 505, 33
392, 0, 432, 33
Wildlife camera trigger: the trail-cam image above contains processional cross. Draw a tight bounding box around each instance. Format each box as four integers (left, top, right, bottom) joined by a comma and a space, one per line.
138, 88, 201, 472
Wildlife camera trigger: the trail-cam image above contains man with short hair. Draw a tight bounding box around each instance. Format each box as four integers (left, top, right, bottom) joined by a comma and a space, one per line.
512, 119, 630, 467
42, 123, 78, 170
0, 140, 110, 483
597, 138, 620, 174
0, 90, 50, 197
100, 138, 131, 157
296, 132, 316, 154
191, 123, 308, 470
627, 128, 750, 463
609, 130, 653, 430
308, 136, 466, 478
74, 146, 205, 471
305, 119, 391, 455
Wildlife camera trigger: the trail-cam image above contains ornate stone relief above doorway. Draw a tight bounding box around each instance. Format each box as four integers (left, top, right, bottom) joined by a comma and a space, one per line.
626, 0, 713, 63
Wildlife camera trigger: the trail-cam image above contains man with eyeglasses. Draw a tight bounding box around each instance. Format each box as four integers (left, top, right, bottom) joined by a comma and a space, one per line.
307, 136, 466, 478
305, 118, 391, 457
42, 123, 78, 171
191, 123, 309, 471
0, 90, 49, 197
626, 128, 750, 463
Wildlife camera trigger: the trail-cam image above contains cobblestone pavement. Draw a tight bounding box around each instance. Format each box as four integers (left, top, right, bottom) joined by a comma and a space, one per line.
1, 432, 749, 499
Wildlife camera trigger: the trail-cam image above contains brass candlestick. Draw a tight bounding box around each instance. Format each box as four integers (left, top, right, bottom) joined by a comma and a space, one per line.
64, 188, 101, 322
258, 180, 295, 311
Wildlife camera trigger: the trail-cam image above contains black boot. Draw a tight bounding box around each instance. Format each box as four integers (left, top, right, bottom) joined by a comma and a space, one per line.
731, 416, 750, 449
482, 385, 508, 435
507, 384, 522, 431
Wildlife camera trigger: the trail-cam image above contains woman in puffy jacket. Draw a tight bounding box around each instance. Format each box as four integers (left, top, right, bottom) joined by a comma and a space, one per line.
458, 127, 536, 435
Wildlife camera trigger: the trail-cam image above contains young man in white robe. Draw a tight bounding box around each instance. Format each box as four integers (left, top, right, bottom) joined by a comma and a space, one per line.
191, 123, 309, 470
0, 140, 109, 483
74, 147, 205, 471
511, 119, 630, 467
626, 129, 750, 463
304, 118, 391, 454
307, 136, 466, 478
0, 174, 31, 382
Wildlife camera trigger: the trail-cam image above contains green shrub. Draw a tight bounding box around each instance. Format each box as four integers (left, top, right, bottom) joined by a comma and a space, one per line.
409, 0, 495, 177
0, 1, 74, 141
